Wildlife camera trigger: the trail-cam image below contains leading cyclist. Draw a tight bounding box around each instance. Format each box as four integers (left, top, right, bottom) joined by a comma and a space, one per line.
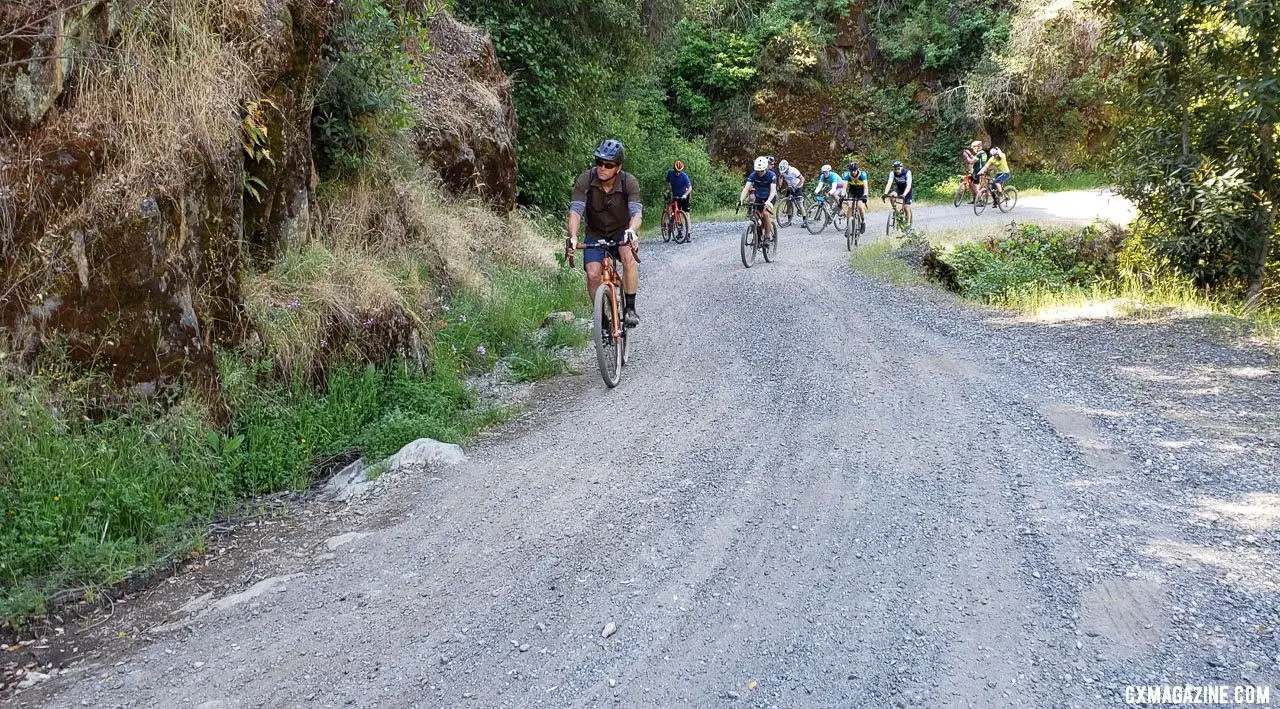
567, 139, 643, 327
739, 156, 778, 239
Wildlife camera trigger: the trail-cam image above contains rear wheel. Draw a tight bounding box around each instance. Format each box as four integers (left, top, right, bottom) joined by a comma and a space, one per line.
592, 284, 622, 388
805, 203, 827, 234
997, 186, 1018, 212
740, 222, 757, 268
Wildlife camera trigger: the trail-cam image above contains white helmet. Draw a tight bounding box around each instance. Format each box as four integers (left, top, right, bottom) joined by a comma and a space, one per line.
991, 147, 1003, 156
753, 156, 769, 171
778, 159, 790, 171
821, 164, 832, 173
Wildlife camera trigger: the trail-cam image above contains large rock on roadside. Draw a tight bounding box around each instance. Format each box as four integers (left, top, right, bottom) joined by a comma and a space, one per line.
410, 12, 517, 212
391, 437, 467, 473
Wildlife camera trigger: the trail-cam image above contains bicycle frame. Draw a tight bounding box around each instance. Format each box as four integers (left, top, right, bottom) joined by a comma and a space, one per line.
886, 194, 908, 233
664, 195, 683, 221
570, 240, 627, 342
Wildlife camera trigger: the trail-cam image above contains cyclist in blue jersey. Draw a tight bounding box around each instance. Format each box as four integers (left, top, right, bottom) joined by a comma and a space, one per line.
739, 156, 778, 239
813, 164, 841, 204
882, 161, 914, 226
665, 160, 692, 215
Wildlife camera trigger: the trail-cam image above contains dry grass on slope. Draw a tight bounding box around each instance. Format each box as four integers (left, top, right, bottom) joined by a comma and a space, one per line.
242, 155, 558, 377
46, 0, 262, 205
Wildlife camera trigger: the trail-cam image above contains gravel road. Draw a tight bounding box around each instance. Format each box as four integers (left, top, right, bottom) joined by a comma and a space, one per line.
24, 192, 1279, 708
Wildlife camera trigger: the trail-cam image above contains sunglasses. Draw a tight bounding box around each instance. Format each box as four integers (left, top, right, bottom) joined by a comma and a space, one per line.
595, 159, 619, 169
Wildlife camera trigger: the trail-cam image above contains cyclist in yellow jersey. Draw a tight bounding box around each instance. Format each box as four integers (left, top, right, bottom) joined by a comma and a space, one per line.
979, 147, 1012, 198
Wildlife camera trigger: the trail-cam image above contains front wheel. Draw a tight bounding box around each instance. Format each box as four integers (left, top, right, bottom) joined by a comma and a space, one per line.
763, 223, 777, 262
740, 222, 757, 268
592, 284, 622, 388
953, 182, 967, 208
833, 204, 848, 232
845, 217, 854, 251
805, 203, 827, 234
886, 209, 894, 236
677, 211, 691, 242
997, 186, 1018, 213
661, 212, 672, 242
974, 191, 988, 215
778, 199, 794, 228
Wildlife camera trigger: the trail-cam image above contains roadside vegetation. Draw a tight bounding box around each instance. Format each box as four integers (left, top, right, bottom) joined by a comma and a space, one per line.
0, 0, 588, 628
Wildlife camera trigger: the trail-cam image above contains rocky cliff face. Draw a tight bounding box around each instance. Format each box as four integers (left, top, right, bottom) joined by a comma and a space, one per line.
411, 12, 518, 213
0, 1, 518, 391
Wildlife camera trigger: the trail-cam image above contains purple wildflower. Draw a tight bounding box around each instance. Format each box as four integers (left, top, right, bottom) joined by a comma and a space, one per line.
476, 345, 486, 356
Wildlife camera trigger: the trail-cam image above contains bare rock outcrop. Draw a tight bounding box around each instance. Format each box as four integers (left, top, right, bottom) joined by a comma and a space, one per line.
0, 0, 333, 387
411, 12, 517, 213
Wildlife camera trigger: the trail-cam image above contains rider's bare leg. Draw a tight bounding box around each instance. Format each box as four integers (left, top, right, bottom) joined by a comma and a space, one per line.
585, 262, 603, 303
620, 246, 639, 295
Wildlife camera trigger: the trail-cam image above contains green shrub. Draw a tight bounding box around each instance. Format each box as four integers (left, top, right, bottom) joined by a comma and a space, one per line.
312, 0, 429, 174
948, 223, 1121, 302
0, 263, 589, 628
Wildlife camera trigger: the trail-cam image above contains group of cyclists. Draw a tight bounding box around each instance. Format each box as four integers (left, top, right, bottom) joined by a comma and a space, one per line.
565, 138, 1013, 329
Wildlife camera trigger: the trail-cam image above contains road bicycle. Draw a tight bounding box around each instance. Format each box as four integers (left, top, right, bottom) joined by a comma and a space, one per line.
567, 238, 635, 388
804, 194, 848, 235
844, 198, 865, 250
660, 193, 691, 244
883, 193, 910, 236
776, 188, 807, 228
973, 178, 1019, 215
736, 201, 777, 268
952, 174, 982, 207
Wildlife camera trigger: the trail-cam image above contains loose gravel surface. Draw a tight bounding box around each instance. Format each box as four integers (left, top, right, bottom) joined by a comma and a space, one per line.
905, 187, 1137, 232
19, 194, 1280, 708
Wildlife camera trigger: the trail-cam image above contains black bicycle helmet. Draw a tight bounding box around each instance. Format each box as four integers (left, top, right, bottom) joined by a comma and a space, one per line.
594, 139, 625, 163
847, 160, 859, 172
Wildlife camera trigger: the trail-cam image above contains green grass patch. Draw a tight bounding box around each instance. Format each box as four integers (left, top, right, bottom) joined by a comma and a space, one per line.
0, 264, 589, 628
849, 240, 929, 286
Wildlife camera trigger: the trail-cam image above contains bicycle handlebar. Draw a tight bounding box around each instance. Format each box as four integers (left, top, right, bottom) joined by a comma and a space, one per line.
564, 237, 640, 268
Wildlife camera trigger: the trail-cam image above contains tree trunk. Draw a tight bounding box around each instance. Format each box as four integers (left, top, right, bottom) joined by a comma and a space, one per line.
1245, 118, 1274, 308
1181, 108, 1191, 160
1244, 4, 1276, 308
